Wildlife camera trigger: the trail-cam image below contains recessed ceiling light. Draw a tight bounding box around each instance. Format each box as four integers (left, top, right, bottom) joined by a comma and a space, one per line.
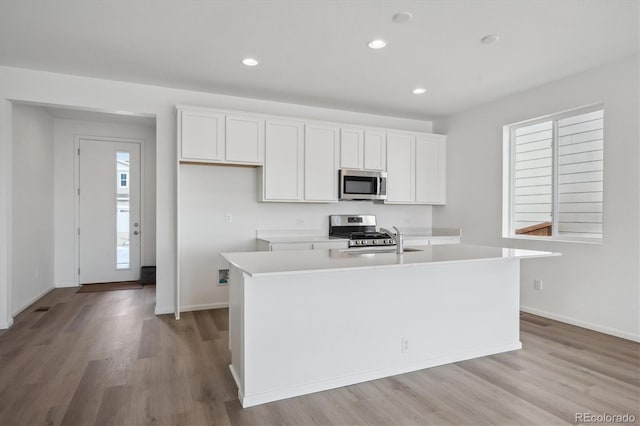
393, 12, 413, 23
242, 57, 259, 66
368, 39, 387, 49
480, 34, 500, 45
412, 88, 426, 95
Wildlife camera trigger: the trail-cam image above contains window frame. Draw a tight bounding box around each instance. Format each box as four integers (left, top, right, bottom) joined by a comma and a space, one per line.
502, 103, 604, 244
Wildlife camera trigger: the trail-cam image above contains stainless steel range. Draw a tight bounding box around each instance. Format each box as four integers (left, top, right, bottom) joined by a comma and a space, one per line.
329, 215, 395, 248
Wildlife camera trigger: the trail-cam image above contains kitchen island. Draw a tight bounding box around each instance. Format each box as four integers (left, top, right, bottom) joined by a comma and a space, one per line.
222, 244, 559, 408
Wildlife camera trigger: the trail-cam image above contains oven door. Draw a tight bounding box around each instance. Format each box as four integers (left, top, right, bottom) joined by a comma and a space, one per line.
339, 170, 386, 200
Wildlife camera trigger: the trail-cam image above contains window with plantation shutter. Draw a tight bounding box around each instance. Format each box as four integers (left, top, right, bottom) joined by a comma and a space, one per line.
504, 105, 604, 242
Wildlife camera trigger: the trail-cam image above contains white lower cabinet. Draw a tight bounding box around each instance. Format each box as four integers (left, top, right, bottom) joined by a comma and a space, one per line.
261, 240, 349, 251
262, 119, 304, 201
270, 242, 313, 251
404, 236, 461, 246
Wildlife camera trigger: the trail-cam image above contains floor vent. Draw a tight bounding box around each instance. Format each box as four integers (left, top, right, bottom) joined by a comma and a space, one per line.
34, 306, 50, 312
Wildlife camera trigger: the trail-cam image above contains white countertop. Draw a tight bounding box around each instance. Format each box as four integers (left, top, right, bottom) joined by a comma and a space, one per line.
222, 244, 560, 277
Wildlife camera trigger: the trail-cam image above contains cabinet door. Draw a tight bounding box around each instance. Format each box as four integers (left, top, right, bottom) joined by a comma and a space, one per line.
270, 242, 313, 251
180, 109, 225, 161
312, 241, 349, 250
340, 128, 364, 169
363, 130, 386, 171
415, 134, 446, 204
305, 124, 339, 201
226, 114, 264, 164
386, 132, 415, 203
264, 120, 304, 200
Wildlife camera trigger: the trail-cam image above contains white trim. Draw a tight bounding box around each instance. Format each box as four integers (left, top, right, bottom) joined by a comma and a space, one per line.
520, 305, 639, 342
154, 305, 175, 315
0, 317, 14, 330
180, 302, 229, 312
0, 100, 13, 329
11, 286, 54, 317
74, 135, 145, 285
234, 341, 522, 408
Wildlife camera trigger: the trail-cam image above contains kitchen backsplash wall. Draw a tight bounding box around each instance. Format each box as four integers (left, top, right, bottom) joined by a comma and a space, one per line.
179, 164, 431, 310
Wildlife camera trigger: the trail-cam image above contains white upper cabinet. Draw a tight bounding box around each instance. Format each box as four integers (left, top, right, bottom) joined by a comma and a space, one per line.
305, 124, 339, 202
386, 132, 447, 205
177, 105, 445, 205
180, 108, 225, 162
262, 119, 304, 201
339, 128, 364, 169
386, 132, 415, 203
415, 134, 446, 204
340, 127, 387, 171
225, 114, 264, 164
363, 130, 386, 171
178, 106, 264, 165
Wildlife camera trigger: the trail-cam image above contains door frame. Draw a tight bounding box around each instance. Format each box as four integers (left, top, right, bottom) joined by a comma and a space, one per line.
73, 135, 145, 286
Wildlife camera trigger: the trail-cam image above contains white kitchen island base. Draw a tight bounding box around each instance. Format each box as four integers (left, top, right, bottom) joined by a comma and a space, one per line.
223, 245, 558, 408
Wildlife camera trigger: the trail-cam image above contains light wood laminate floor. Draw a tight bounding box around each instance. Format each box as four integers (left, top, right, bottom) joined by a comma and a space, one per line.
0, 286, 637, 425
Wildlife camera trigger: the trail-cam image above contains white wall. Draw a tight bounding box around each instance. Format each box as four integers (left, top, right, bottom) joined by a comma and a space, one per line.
11, 104, 55, 315
179, 165, 431, 310
53, 118, 156, 286
433, 55, 639, 341
0, 65, 433, 326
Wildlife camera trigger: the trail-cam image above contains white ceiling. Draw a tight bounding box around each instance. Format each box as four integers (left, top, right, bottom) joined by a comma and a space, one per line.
0, 0, 637, 120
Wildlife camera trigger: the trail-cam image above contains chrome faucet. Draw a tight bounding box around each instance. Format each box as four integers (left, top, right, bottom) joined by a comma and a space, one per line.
381, 226, 404, 254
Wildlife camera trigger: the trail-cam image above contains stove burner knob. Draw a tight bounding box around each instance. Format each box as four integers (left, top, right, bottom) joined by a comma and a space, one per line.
372, 240, 377, 245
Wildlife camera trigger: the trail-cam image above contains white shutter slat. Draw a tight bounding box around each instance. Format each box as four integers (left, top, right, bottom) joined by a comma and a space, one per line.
559, 160, 602, 174
515, 139, 552, 152
558, 171, 603, 184
558, 150, 603, 165
515, 203, 553, 213
559, 192, 602, 203
558, 118, 603, 137
558, 202, 602, 213
558, 129, 603, 146
559, 140, 603, 156
516, 194, 553, 204
515, 121, 553, 137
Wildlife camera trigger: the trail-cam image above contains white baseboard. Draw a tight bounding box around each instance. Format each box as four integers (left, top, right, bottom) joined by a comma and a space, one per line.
55, 282, 78, 288
236, 341, 522, 408
154, 305, 174, 315
520, 305, 639, 342
11, 286, 55, 317
180, 302, 229, 312
0, 318, 14, 330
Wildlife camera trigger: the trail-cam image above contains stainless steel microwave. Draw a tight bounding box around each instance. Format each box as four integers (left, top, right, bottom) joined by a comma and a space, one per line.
339, 170, 387, 201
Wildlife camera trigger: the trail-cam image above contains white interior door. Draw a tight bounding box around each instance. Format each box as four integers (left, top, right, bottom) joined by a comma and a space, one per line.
79, 139, 141, 284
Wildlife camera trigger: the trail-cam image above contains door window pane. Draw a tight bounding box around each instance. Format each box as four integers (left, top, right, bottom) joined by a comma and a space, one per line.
116, 151, 130, 269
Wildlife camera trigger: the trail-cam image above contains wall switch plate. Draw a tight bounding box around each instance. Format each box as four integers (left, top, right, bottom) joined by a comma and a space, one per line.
225, 213, 232, 223
534, 279, 543, 291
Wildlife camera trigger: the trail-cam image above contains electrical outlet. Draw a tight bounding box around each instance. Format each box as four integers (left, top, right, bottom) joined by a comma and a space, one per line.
296, 218, 304, 225
402, 337, 409, 353
534, 279, 543, 291
225, 213, 233, 223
